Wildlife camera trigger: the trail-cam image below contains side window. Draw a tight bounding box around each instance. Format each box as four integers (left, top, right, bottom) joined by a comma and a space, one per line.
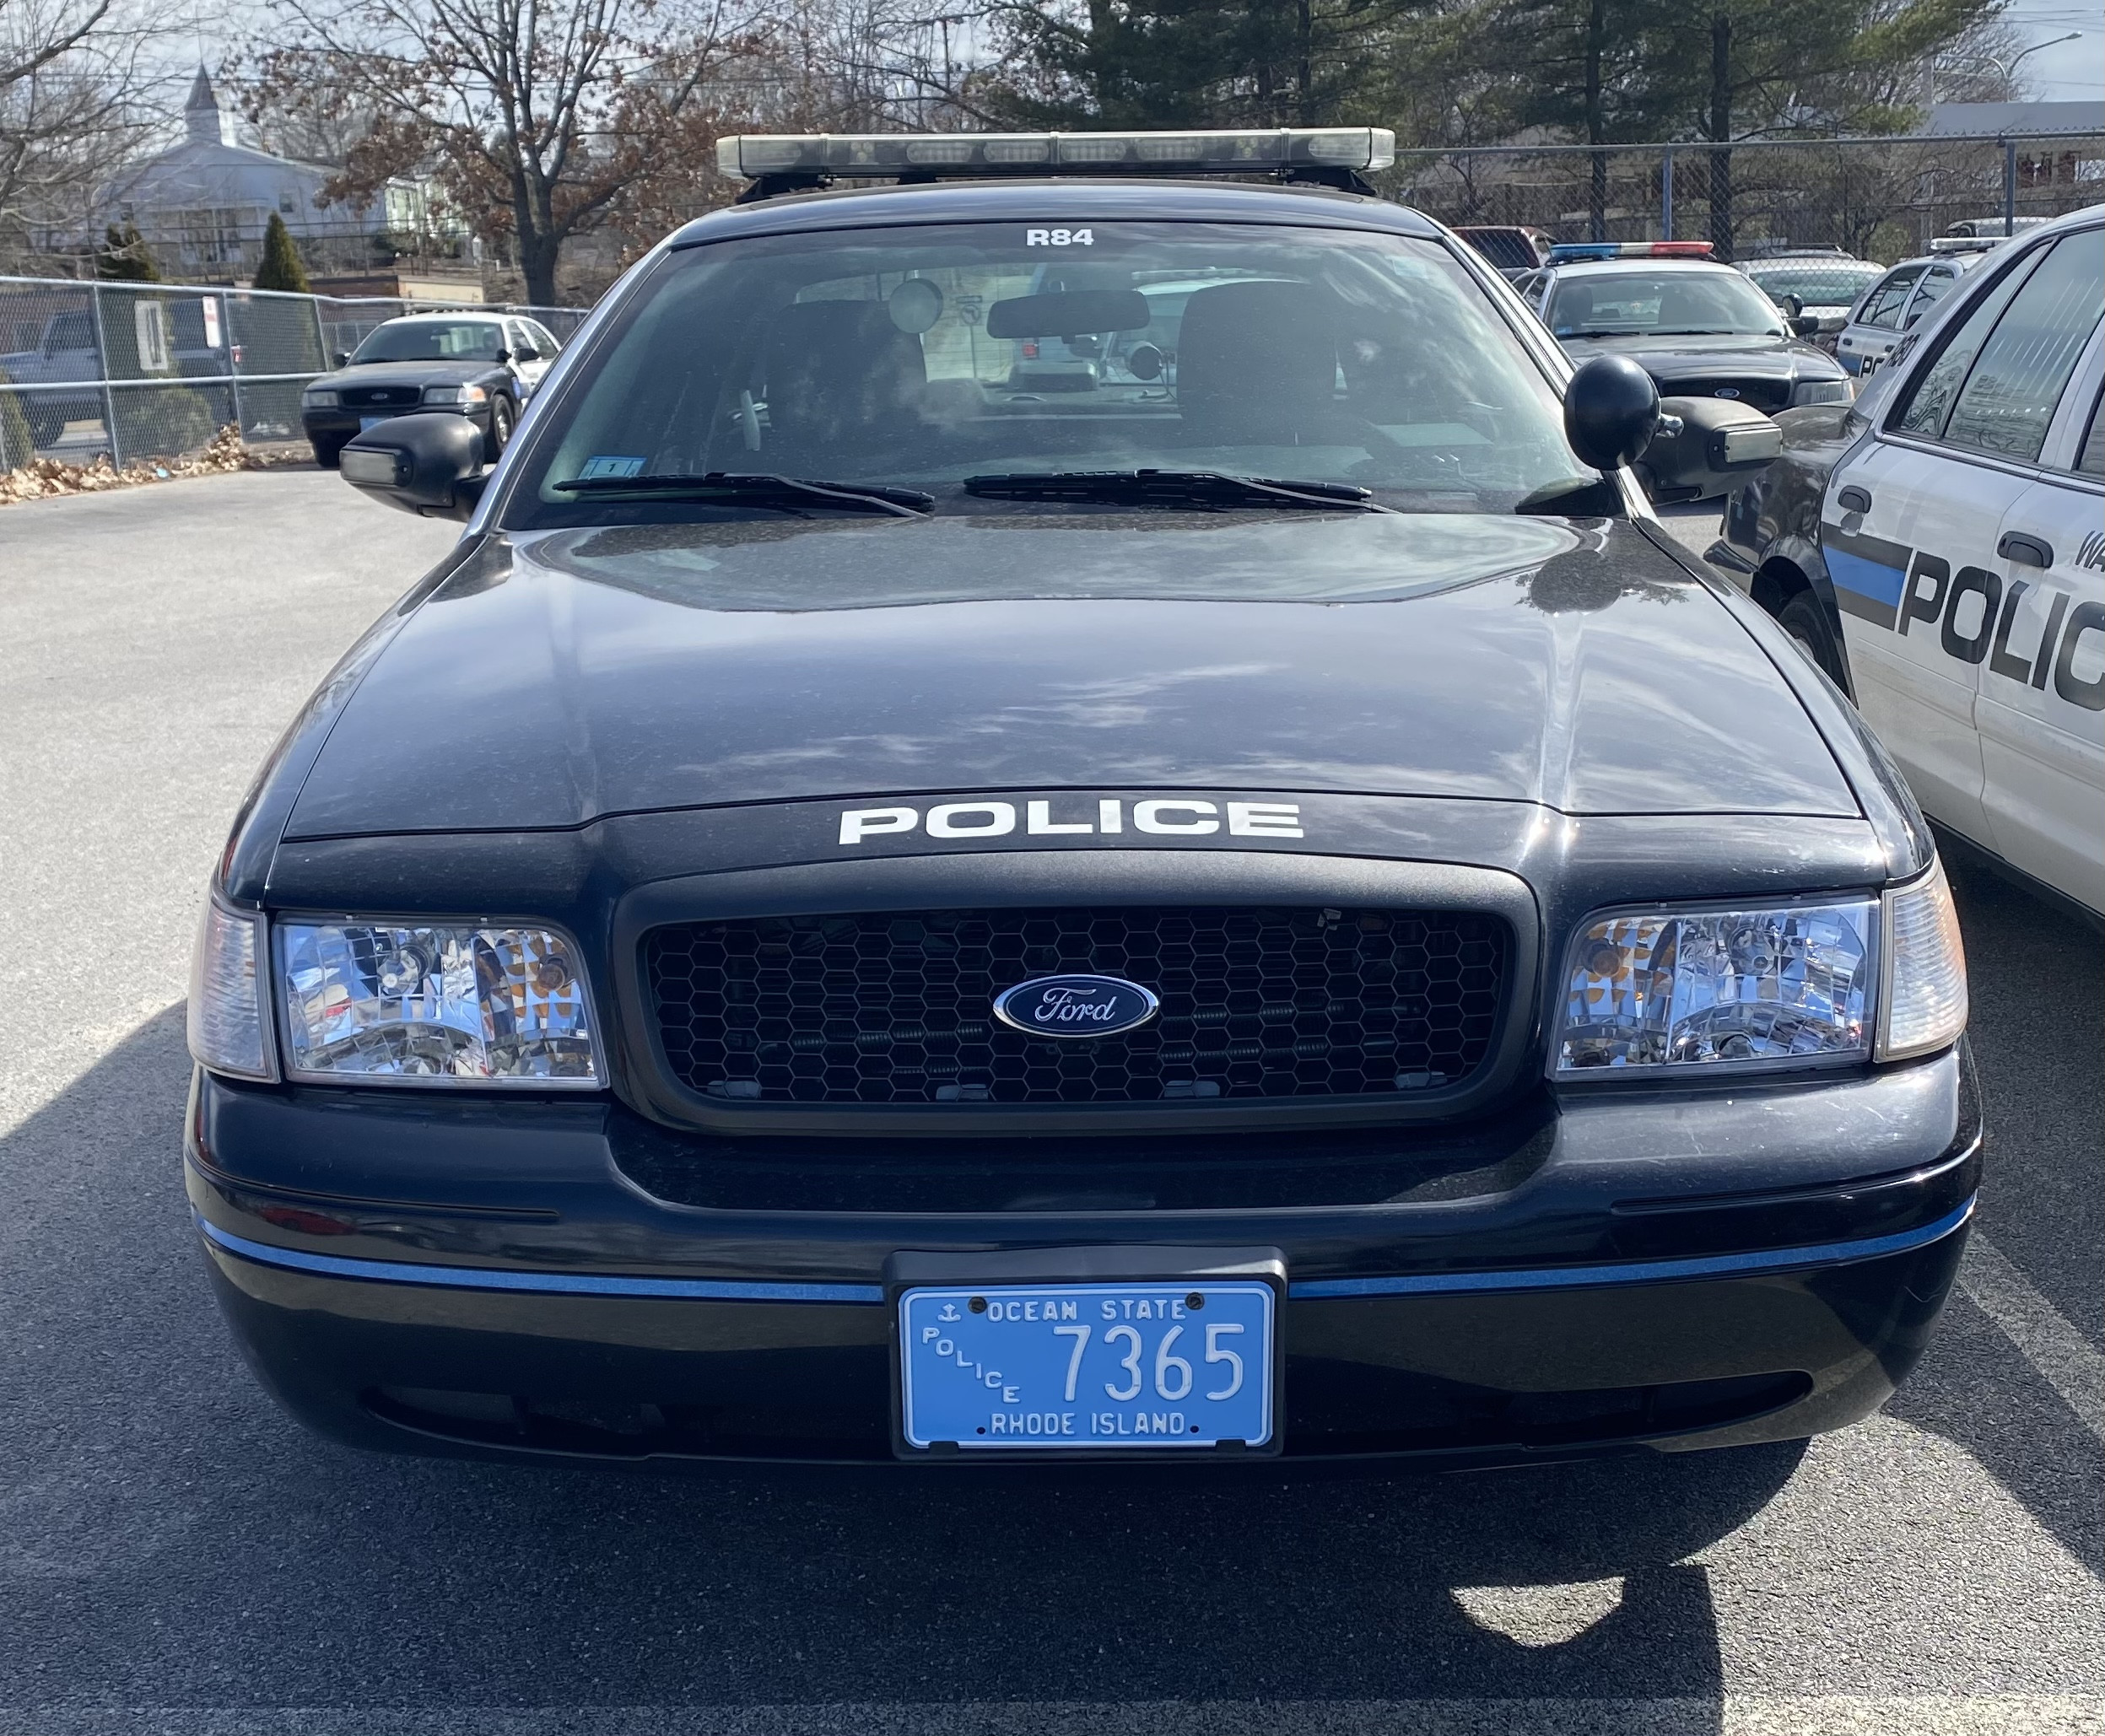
1895, 247, 2049, 440
1859, 265, 1924, 329
528, 321, 562, 355
1941, 237, 2102, 462
2078, 389, 2104, 478
505, 320, 532, 355
1903, 267, 1957, 330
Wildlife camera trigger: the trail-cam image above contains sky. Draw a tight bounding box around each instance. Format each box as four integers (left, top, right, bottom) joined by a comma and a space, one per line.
1995, 1, 2105, 102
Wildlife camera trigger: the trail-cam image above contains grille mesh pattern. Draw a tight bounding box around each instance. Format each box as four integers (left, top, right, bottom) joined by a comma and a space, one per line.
645, 907, 1506, 1105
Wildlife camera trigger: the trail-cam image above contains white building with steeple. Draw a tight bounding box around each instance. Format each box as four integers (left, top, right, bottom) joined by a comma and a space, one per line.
98, 68, 456, 283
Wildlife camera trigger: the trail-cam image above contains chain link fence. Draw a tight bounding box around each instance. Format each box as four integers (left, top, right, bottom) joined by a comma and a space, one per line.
1393, 131, 2105, 277
0, 278, 589, 472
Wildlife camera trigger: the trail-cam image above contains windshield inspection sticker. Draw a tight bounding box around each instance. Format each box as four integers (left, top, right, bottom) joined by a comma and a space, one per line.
576, 455, 646, 480
1026, 228, 1093, 246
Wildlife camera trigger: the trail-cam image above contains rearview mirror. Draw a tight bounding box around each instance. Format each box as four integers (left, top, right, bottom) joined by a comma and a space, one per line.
340, 412, 488, 520
1563, 354, 1660, 471
987, 289, 1152, 339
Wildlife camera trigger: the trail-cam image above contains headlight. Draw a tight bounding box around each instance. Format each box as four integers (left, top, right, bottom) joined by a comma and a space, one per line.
421, 384, 488, 406
1790, 378, 1852, 407
278, 921, 600, 1086
188, 892, 277, 1081
1553, 898, 1876, 1076
301, 388, 338, 407
1877, 860, 1967, 1060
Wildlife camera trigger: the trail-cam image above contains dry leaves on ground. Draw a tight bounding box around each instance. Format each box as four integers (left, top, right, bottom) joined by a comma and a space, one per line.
0, 427, 310, 506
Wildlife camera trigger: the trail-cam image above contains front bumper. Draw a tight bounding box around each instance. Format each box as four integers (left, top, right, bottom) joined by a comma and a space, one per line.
303, 405, 482, 445
187, 1042, 1981, 1469
189, 1043, 1978, 1464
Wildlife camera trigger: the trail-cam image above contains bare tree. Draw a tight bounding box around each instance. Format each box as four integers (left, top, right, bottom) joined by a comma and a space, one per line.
0, 0, 162, 259
253, 0, 759, 305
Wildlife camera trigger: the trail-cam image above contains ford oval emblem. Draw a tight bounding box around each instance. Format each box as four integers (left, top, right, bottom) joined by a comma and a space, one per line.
992, 973, 1160, 1040
1714, 386, 1741, 399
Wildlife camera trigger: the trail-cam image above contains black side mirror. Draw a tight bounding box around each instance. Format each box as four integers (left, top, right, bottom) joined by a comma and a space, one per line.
1781, 293, 1805, 318
513, 344, 541, 363
1564, 353, 1660, 471
1125, 342, 1164, 382
1789, 315, 1823, 338
333, 350, 350, 367
339, 411, 488, 520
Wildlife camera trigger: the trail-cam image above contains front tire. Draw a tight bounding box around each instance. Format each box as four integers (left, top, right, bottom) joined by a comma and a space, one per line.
310, 438, 344, 470
486, 393, 516, 458
1778, 588, 1849, 689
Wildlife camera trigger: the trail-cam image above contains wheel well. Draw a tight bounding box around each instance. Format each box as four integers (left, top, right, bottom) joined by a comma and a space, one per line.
1750, 557, 1812, 618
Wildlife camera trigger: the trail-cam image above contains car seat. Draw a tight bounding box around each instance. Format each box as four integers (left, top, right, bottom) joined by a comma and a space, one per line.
761, 301, 928, 469
1174, 281, 1340, 445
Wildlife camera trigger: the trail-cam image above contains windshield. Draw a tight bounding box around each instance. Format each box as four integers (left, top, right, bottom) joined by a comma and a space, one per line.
1546, 269, 1786, 337
502, 221, 1600, 527
352, 320, 507, 364
1744, 262, 1885, 306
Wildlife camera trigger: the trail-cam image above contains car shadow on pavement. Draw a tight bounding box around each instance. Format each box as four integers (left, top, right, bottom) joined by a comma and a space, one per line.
0, 1004, 1802, 1723
1884, 857, 2105, 1582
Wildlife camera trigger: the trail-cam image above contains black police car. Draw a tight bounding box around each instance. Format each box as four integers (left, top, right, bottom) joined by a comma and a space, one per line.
187, 129, 1977, 1469
300, 311, 553, 468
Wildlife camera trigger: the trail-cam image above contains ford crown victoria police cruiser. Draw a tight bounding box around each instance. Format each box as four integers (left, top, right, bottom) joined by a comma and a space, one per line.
1714, 203, 2102, 919
186, 129, 1977, 1469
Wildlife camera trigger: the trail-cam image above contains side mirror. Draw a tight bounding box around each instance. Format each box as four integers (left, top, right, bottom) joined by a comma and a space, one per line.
1780, 293, 1805, 318
340, 412, 488, 520
333, 350, 351, 367
513, 344, 541, 363
1644, 395, 1784, 497
1789, 314, 1823, 338
1563, 353, 1660, 471
1125, 342, 1164, 382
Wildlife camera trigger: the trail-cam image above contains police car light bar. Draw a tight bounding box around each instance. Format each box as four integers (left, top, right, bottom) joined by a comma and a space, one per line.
715, 128, 1397, 181
1545, 240, 1717, 263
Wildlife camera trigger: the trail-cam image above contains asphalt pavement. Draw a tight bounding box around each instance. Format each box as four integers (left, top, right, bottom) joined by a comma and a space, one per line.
0, 476, 2098, 1735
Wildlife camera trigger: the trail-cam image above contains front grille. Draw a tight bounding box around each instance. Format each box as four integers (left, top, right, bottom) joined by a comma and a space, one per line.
645, 907, 1507, 1106
342, 385, 422, 408
1669, 376, 1791, 414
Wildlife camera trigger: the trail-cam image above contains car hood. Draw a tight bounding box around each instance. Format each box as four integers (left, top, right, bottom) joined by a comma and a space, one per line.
283, 511, 1857, 838
1558, 332, 1835, 379
317, 359, 497, 390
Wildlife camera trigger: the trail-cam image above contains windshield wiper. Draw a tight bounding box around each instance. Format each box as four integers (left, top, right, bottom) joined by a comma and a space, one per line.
551, 472, 934, 516
963, 469, 1391, 512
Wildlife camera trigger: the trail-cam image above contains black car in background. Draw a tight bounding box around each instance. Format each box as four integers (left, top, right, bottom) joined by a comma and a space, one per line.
1516, 248, 1853, 496
300, 311, 561, 468
187, 130, 1976, 1473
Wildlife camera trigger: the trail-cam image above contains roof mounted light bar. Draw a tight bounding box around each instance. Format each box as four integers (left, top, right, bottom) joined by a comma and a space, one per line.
1545, 240, 1716, 264
716, 129, 1396, 200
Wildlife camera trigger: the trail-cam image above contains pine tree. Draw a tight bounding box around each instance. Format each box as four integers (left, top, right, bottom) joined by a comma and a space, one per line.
252, 213, 313, 294
94, 224, 160, 282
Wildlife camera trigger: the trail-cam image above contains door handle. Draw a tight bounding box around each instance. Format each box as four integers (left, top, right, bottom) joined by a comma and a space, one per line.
1997, 531, 2054, 569
1837, 485, 1871, 514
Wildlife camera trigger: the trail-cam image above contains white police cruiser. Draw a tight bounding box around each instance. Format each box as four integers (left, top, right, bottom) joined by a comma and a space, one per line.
1714, 203, 2103, 919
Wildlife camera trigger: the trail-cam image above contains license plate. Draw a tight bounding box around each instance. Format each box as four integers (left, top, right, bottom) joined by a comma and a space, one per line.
359, 413, 390, 430
899, 1280, 1274, 1452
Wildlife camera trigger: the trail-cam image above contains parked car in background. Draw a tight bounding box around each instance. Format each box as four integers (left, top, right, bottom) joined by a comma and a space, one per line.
1740, 254, 1887, 346
1453, 224, 1556, 278
1711, 202, 2104, 919
1520, 242, 1853, 496
1834, 248, 1993, 380
299, 311, 563, 467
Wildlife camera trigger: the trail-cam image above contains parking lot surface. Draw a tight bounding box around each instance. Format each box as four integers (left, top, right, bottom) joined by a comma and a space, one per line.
1, 475, 2098, 1735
